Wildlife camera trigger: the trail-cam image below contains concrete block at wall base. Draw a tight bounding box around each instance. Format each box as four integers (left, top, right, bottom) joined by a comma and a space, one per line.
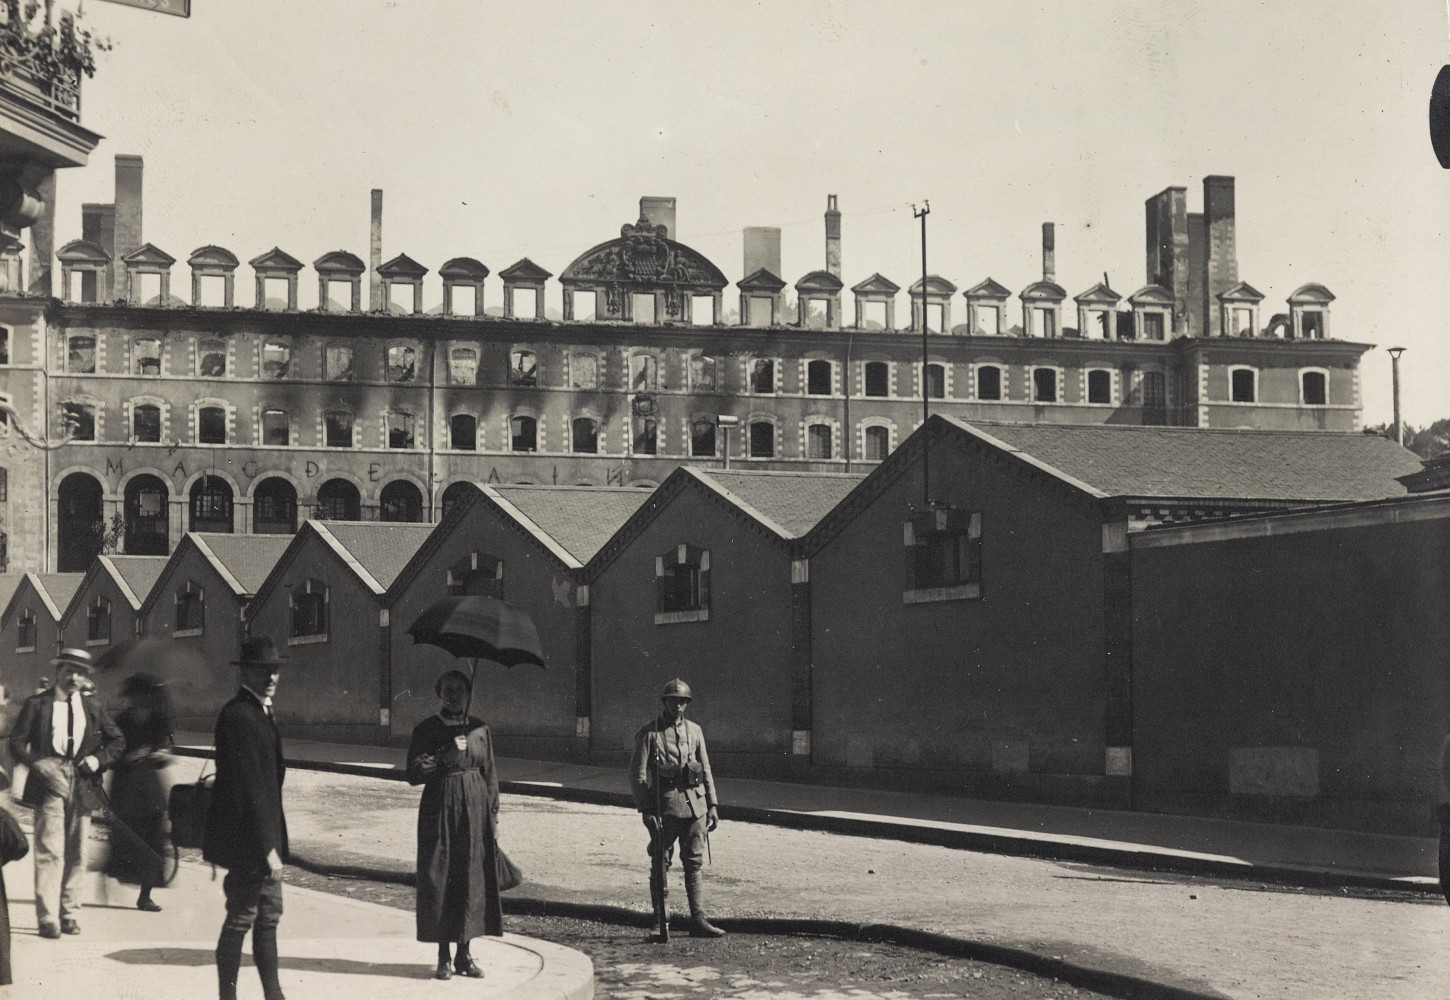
1229, 746, 1318, 797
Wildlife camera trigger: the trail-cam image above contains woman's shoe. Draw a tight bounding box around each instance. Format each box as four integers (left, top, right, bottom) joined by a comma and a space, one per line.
454, 957, 485, 979
433, 960, 452, 980
137, 898, 162, 912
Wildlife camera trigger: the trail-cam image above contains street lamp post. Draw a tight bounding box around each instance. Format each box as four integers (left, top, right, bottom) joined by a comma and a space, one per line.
716, 414, 739, 471
914, 201, 930, 506
1387, 346, 1406, 446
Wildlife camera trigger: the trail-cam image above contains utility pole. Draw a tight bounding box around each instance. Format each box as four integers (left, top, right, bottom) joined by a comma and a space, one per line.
914, 201, 931, 506
1387, 346, 1406, 446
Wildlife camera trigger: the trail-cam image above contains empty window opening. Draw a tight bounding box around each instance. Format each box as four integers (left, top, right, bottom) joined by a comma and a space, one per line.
388, 411, 416, 449
324, 280, 351, 312
387, 344, 416, 383
1230, 368, 1256, 403
691, 295, 715, 325
925, 364, 945, 399
134, 338, 161, 375
690, 355, 716, 391
807, 424, 833, 460
133, 404, 161, 443
865, 425, 889, 461
510, 415, 537, 452
1141, 313, 1165, 340
510, 350, 538, 386
1301, 312, 1324, 339
748, 296, 774, 327
512, 287, 538, 319
324, 344, 354, 382
573, 417, 599, 453
1302, 371, 1327, 405
749, 421, 775, 458
388, 283, 416, 314
803, 298, 828, 329
974, 306, 1000, 336
450, 414, 477, 450
864, 361, 890, 397
261, 409, 289, 446
447, 285, 476, 316
0, 327, 8, 364
197, 274, 227, 308
324, 411, 354, 448
924, 302, 944, 333
634, 416, 658, 455
1088, 370, 1112, 404
861, 300, 888, 330
690, 419, 716, 457
69, 335, 96, 373
1232, 309, 1254, 337
572, 290, 598, 322
1033, 368, 1058, 403
63, 402, 95, 441
262, 277, 290, 310
198, 339, 226, 377
976, 365, 1002, 400
572, 353, 599, 389
198, 406, 227, 444
807, 360, 833, 395
631, 354, 659, 391
136, 272, 163, 306
1036, 308, 1056, 337
631, 293, 656, 324
751, 359, 775, 394
1094, 311, 1112, 339
449, 347, 478, 385
262, 341, 290, 379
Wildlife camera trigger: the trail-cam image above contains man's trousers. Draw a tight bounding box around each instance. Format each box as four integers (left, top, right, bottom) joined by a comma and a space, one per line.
33, 784, 88, 932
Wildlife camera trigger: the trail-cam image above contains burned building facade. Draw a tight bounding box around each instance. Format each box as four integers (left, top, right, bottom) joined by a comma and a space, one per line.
0, 161, 1370, 572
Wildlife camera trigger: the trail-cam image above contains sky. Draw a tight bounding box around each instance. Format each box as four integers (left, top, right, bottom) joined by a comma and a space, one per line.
46, 0, 1450, 427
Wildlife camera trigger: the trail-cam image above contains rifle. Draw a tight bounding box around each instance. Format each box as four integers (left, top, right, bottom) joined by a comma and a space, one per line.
652, 721, 669, 942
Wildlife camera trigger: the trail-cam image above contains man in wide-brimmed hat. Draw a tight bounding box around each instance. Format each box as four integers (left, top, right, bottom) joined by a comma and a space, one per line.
205, 636, 290, 1000
6, 648, 123, 939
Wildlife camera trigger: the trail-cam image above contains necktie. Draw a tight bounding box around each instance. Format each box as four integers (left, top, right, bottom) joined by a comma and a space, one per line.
65, 698, 75, 759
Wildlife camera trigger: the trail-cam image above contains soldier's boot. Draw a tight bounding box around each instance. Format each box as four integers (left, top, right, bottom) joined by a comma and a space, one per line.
216, 927, 247, 1000
649, 871, 670, 936
253, 924, 286, 1000
684, 870, 726, 938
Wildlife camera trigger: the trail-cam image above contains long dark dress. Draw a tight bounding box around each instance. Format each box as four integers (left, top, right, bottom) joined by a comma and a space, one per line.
105, 706, 173, 887
0, 807, 30, 986
407, 714, 502, 943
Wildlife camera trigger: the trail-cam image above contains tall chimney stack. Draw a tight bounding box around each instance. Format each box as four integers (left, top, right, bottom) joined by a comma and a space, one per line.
743, 226, 781, 277
639, 196, 676, 239
113, 155, 143, 299
81, 202, 115, 300
369, 189, 383, 311
1042, 222, 1055, 284
825, 195, 841, 278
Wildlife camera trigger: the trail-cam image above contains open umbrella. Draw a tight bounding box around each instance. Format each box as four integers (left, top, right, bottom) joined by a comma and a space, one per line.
407, 595, 546, 715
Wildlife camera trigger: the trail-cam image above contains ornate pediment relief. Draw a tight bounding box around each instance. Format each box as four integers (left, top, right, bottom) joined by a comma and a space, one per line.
379, 253, 428, 278
314, 250, 366, 276
249, 247, 303, 273
852, 272, 900, 295
561, 217, 726, 290
439, 256, 489, 280
964, 277, 1011, 300
188, 245, 239, 269
122, 243, 176, 268
1020, 280, 1066, 302
57, 239, 110, 264
795, 269, 843, 293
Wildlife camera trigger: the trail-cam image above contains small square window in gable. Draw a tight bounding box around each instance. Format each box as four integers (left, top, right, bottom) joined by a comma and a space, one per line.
655, 544, 709, 624
904, 508, 982, 604
447, 553, 503, 599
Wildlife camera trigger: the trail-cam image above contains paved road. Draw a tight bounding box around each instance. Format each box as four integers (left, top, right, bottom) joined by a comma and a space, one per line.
275, 767, 1449, 1000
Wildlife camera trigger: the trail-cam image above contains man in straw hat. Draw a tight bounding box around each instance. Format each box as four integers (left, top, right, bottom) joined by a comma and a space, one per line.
7, 648, 122, 939
205, 635, 291, 1000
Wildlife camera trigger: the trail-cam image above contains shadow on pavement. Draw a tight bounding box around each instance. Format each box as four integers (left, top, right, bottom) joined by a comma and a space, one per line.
103, 948, 434, 979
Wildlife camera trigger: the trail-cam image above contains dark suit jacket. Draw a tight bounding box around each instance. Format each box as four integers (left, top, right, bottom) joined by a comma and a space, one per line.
203, 689, 287, 872
7, 689, 123, 812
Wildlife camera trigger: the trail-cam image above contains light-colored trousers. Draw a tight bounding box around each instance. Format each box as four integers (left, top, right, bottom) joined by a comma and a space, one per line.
33, 768, 90, 930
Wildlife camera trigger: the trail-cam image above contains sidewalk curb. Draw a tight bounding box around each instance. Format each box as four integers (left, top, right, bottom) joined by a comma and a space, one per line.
287, 851, 1224, 1000
173, 747, 1438, 896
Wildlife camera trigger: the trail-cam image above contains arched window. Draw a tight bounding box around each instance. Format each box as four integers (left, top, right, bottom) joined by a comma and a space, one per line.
1087, 369, 1112, 404
189, 476, 234, 533
57, 473, 104, 571
134, 338, 161, 376
316, 479, 360, 521
87, 596, 111, 644
447, 552, 503, 599
379, 480, 423, 522
387, 344, 416, 383
261, 408, 289, 446
253, 478, 298, 534
290, 580, 329, 640
1033, 368, 1058, 403
690, 419, 716, 458
124, 475, 169, 555
976, 365, 1002, 401
197, 338, 226, 377
864, 361, 889, 397
749, 420, 775, 458
133, 404, 161, 443
324, 411, 354, 448
925, 363, 945, 399
510, 415, 536, 452
68, 334, 96, 373
441, 481, 472, 519
864, 425, 890, 461
806, 423, 833, 460
261, 341, 290, 379
807, 359, 833, 395
572, 417, 599, 453
198, 406, 226, 444
450, 413, 477, 450
510, 349, 538, 386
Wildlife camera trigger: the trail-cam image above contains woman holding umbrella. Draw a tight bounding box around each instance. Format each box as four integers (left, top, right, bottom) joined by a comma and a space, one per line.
406, 669, 503, 980
105, 672, 175, 911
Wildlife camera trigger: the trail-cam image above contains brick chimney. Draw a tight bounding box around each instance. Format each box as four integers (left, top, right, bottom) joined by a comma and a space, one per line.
743, 226, 781, 277
81, 202, 115, 300
1145, 186, 1189, 334
1202, 175, 1237, 338
639, 196, 676, 239
825, 195, 841, 278
369, 189, 383, 311
113, 155, 143, 299
1042, 222, 1055, 284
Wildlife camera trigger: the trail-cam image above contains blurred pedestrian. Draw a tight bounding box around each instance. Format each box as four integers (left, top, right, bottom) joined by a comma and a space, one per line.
204, 637, 289, 1000
407, 669, 502, 980
629, 678, 725, 939
0, 764, 31, 985
105, 673, 175, 911
6, 648, 122, 939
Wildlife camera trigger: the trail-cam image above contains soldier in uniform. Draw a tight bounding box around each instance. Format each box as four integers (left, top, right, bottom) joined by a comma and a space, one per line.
629, 678, 726, 939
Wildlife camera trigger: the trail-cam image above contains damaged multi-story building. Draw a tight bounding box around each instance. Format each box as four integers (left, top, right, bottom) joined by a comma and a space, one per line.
0, 156, 1369, 572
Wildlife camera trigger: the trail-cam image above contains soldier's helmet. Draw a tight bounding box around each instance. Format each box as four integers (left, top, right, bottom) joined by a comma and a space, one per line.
660, 678, 693, 701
